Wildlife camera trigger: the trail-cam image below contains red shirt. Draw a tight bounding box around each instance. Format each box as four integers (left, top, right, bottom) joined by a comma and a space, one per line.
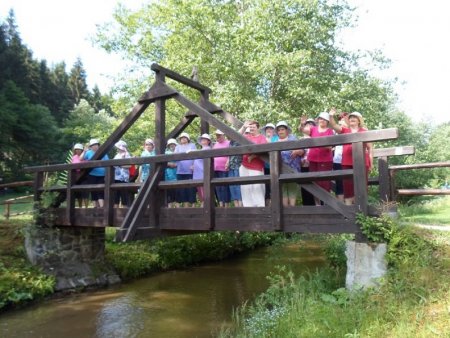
242, 134, 267, 171
307, 126, 334, 163
341, 127, 370, 167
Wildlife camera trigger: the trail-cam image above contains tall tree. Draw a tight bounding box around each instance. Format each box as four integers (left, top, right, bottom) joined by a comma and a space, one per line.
68, 58, 90, 105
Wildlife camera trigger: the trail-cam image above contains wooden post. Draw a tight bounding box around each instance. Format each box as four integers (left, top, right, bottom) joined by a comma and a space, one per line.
270, 151, 282, 230
377, 156, 391, 202
353, 142, 368, 215
200, 91, 210, 135
104, 166, 115, 226
65, 169, 75, 225
203, 157, 215, 230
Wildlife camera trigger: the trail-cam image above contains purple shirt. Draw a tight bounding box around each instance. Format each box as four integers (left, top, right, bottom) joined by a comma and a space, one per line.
193, 146, 211, 179
175, 142, 197, 174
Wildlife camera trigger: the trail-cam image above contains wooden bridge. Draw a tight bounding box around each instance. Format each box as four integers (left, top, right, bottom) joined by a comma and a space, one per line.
24, 64, 410, 242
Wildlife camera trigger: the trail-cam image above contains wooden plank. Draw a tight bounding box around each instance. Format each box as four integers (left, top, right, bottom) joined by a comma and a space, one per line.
389, 161, 450, 171
0, 181, 33, 189
203, 158, 215, 230
120, 166, 163, 242
138, 81, 178, 103
65, 170, 75, 225
104, 166, 115, 226
377, 156, 391, 202
283, 223, 360, 234
352, 142, 368, 214
283, 205, 356, 215
397, 189, 450, 196
373, 146, 415, 158
270, 151, 282, 230
151, 63, 212, 93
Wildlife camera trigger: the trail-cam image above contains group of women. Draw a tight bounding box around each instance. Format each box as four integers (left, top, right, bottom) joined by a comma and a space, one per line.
72, 108, 372, 208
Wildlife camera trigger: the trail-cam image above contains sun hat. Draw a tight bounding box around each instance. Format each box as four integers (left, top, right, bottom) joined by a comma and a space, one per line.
275, 121, 291, 132
262, 123, 276, 131
166, 138, 177, 146
73, 143, 84, 150
144, 138, 155, 146
178, 132, 191, 141
305, 118, 316, 126
89, 138, 100, 147
115, 140, 127, 151
349, 111, 364, 125
215, 129, 225, 135
197, 133, 212, 144
317, 112, 330, 122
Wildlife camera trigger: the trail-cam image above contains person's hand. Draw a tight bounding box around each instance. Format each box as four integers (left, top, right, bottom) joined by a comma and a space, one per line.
329, 107, 337, 116
299, 115, 307, 125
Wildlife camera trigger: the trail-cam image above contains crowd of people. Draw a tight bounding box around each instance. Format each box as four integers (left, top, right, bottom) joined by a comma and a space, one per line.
71, 108, 373, 208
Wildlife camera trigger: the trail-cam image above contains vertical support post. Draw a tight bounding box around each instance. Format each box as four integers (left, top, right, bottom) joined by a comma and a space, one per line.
200, 90, 210, 134
104, 166, 115, 226
353, 141, 368, 214
203, 157, 215, 230
389, 169, 397, 202
65, 169, 75, 225
270, 151, 282, 230
33, 172, 44, 223
377, 156, 390, 202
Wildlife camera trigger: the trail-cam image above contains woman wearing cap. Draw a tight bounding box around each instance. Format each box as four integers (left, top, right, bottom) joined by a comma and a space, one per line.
238, 120, 267, 207
81, 139, 109, 208
297, 118, 316, 206
225, 139, 243, 207
299, 113, 334, 205
140, 138, 156, 183
113, 140, 131, 207
71, 143, 89, 208
213, 130, 231, 207
165, 138, 178, 208
175, 132, 197, 207
193, 134, 212, 206
329, 108, 373, 205
276, 121, 303, 206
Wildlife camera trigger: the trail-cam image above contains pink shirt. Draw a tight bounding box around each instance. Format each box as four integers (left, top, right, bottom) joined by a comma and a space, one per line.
213, 140, 230, 171
341, 127, 370, 167
72, 154, 83, 173
242, 134, 267, 171
307, 126, 334, 163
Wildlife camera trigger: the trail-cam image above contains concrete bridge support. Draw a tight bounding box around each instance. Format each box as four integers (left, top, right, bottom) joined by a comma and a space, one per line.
345, 241, 387, 289
24, 225, 120, 291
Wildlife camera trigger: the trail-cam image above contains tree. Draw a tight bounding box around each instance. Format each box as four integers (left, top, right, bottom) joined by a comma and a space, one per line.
68, 58, 90, 105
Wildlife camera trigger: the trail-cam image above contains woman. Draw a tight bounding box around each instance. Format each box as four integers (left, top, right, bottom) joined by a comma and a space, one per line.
238, 120, 267, 207
225, 138, 243, 207
212, 130, 231, 207
81, 139, 109, 208
329, 109, 373, 205
113, 140, 131, 207
193, 133, 212, 206
165, 138, 178, 208
275, 121, 303, 207
71, 143, 88, 208
299, 112, 334, 205
140, 138, 156, 183
175, 132, 197, 207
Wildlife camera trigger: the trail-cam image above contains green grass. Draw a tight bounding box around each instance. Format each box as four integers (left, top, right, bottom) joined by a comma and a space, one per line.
0, 192, 34, 220
399, 196, 450, 225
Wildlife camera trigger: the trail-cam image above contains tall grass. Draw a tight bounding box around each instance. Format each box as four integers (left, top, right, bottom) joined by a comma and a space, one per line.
399, 196, 450, 225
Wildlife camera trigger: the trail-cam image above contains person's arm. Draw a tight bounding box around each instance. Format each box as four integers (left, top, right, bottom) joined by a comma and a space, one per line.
328, 108, 342, 133
298, 115, 311, 136
366, 142, 374, 171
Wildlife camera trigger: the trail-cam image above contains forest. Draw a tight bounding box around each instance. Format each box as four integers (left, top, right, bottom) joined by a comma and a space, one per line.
1, 0, 449, 191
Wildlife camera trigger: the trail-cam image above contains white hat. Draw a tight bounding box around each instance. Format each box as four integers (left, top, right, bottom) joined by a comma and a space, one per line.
305, 118, 316, 125
349, 111, 363, 119
89, 138, 100, 147
197, 133, 212, 144
145, 138, 155, 146
275, 121, 291, 132
262, 123, 275, 131
317, 112, 330, 122
178, 132, 190, 141
215, 129, 225, 135
73, 143, 83, 150
115, 140, 127, 151
166, 138, 177, 146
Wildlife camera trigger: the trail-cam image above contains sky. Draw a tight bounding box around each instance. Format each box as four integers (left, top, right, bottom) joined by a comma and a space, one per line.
1, 0, 449, 125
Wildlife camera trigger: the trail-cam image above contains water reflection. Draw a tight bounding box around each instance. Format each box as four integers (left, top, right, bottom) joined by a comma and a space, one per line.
0, 242, 325, 338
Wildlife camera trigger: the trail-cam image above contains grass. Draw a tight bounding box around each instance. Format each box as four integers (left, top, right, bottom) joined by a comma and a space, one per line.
0, 191, 34, 220
399, 196, 450, 225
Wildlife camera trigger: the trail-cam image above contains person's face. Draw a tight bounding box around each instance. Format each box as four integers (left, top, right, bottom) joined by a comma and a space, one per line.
168, 143, 176, 151
180, 137, 189, 144
144, 142, 154, 151
248, 123, 259, 135
74, 149, 82, 155
91, 144, 99, 151
265, 127, 275, 137
200, 138, 210, 147
348, 116, 360, 127
317, 118, 328, 128
216, 134, 225, 142
276, 126, 288, 139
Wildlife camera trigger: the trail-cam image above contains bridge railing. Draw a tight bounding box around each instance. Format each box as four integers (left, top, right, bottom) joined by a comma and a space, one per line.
25, 128, 398, 237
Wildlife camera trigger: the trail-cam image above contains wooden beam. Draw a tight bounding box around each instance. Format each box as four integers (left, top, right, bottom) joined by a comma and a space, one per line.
352, 142, 368, 215
151, 63, 212, 93
203, 158, 215, 230
138, 81, 178, 103
378, 156, 391, 202
397, 189, 450, 196
389, 161, 450, 171
373, 146, 415, 158
270, 151, 282, 230
104, 166, 115, 226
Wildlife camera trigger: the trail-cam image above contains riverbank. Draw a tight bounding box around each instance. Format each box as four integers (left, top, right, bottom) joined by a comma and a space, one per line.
0, 216, 283, 312
219, 200, 450, 337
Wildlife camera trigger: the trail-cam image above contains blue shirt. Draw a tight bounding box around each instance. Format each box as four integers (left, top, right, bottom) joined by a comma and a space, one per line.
84, 149, 109, 176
